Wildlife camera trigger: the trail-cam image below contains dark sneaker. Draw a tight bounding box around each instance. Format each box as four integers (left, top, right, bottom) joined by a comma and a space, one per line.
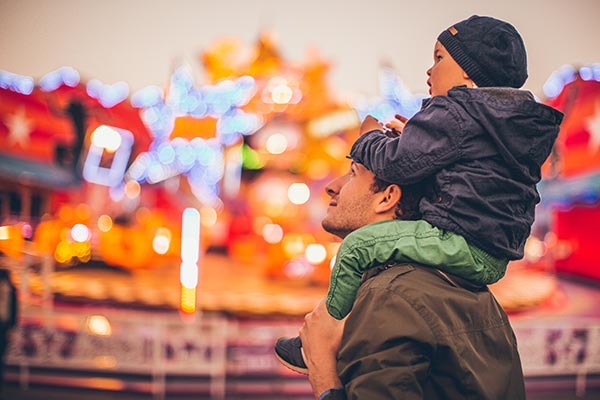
274, 336, 308, 375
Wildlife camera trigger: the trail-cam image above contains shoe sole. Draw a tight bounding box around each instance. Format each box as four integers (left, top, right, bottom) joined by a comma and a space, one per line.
274, 349, 309, 375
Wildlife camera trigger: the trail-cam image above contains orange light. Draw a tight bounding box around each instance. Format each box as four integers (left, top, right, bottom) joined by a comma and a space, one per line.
124, 180, 141, 199
97, 215, 113, 232
181, 285, 196, 314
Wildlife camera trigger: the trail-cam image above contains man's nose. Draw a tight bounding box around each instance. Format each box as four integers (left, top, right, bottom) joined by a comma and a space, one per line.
325, 178, 341, 197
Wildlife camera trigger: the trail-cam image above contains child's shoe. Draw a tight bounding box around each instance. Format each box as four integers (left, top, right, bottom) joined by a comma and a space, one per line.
274, 336, 308, 375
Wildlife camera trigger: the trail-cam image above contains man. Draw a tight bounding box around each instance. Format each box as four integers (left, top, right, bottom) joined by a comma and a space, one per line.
299, 158, 526, 399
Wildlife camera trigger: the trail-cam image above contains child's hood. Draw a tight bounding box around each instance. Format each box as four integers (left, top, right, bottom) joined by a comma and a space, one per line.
450, 87, 564, 182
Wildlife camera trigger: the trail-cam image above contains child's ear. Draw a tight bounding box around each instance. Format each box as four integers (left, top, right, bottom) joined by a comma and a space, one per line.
375, 184, 402, 214
463, 71, 476, 88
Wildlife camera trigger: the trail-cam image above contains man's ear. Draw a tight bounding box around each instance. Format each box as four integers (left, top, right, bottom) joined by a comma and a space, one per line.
375, 184, 402, 214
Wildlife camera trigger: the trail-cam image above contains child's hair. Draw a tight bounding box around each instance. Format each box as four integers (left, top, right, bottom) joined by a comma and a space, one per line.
437, 15, 528, 88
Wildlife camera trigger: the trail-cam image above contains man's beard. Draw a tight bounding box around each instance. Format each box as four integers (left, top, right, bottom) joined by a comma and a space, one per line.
321, 217, 355, 239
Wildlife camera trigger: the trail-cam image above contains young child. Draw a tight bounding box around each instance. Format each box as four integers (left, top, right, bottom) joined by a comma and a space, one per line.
275, 15, 564, 374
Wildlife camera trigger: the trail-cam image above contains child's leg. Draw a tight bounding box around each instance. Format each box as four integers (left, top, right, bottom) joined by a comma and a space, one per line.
275, 297, 346, 375
326, 219, 508, 319
276, 219, 506, 374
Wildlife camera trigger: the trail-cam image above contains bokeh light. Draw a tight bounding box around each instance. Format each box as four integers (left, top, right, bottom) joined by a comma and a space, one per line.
282, 234, 312, 258
265, 133, 288, 154
180, 262, 199, 289
262, 223, 284, 244
305, 243, 327, 264
288, 183, 310, 205
283, 258, 314, 279
252, 216, 272, 235
200, 207, 218, 227
271, 84, 293, 104
91, 125, 122, 152
87, 315, 112, 336
21, 223, 33, 239
71, 224, 90, 243
181, 286, 196, 314
124, 180, 141, 199
153, 228, 172, 255
181, 208, 201, 263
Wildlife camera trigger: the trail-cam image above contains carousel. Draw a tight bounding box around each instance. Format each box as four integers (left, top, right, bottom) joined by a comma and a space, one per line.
1, 35, 599, 398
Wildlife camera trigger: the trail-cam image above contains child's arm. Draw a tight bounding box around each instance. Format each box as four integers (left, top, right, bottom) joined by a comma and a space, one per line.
351, 100, 463, 184
360, 115, 384, 136
385, 114, 407, 134
360, 115, 406, 137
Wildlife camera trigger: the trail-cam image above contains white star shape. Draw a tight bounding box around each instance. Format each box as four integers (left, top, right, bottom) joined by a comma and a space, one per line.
586, 101, 600, 153
4, 106, 34, 147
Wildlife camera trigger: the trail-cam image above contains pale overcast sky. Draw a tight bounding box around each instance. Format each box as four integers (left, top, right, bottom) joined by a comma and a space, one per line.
1, 0, 599, 99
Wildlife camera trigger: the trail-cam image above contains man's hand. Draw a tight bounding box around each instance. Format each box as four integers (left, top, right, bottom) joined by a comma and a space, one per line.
300, 298, 346, 398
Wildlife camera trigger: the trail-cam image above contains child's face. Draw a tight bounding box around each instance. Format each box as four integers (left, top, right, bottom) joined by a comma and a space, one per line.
427, 41, 473, 97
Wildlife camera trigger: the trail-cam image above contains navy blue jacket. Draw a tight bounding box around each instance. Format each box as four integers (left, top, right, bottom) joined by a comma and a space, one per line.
350, 86, 564, 260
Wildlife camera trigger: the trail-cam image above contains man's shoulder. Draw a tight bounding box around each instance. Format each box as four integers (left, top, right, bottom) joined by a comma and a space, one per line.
360, 263, 452, 293
358, 263, 509, 334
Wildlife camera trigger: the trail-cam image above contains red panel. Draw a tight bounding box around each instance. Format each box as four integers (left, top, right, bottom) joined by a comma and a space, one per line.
553, 205, 600, 281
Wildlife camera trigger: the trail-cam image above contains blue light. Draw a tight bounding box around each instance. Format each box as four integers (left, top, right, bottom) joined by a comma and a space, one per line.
16, 77, 34, 95
173, 139, 196, 170
543, 77, 563, 99
579, 67, 593, 81
558, 65, 577, 85
354, 65, 426, 123
40, 67, 80, 91
0, 70, 34, 94
39, 72, 62, 92
141, 105, 174, 138
86, 79, 129, 108
593, 64, 600, 81
82, 126, 134, 187
196, 145, 217, 166
131, 86, 163, 107
157, 142, 176, 164
60, 67, 80, 87
127, 69, 259, 206
127, 153, 151, 181
237, 75, 256, 92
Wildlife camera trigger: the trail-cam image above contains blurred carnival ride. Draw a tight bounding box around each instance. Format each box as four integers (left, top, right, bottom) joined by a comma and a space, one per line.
1, 34, 600, 399
0, 32, 599, 315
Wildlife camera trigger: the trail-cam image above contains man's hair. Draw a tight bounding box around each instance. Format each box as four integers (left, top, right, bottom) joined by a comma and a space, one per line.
370, 177, 423, 221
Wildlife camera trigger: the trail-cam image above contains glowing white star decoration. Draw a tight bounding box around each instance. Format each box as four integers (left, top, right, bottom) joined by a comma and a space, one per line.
127, 65, 263, 207
4, 106, 34, 147
586, 101, 600, 153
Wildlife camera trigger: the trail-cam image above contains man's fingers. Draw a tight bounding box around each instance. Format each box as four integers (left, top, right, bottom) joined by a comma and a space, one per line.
395, 114, 408, 123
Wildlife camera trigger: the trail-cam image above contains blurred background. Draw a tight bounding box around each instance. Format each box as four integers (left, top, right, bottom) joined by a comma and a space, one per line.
0, 0, 599, 399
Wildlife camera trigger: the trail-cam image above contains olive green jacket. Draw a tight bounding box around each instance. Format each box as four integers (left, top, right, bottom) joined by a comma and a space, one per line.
322, 263, 525, 400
